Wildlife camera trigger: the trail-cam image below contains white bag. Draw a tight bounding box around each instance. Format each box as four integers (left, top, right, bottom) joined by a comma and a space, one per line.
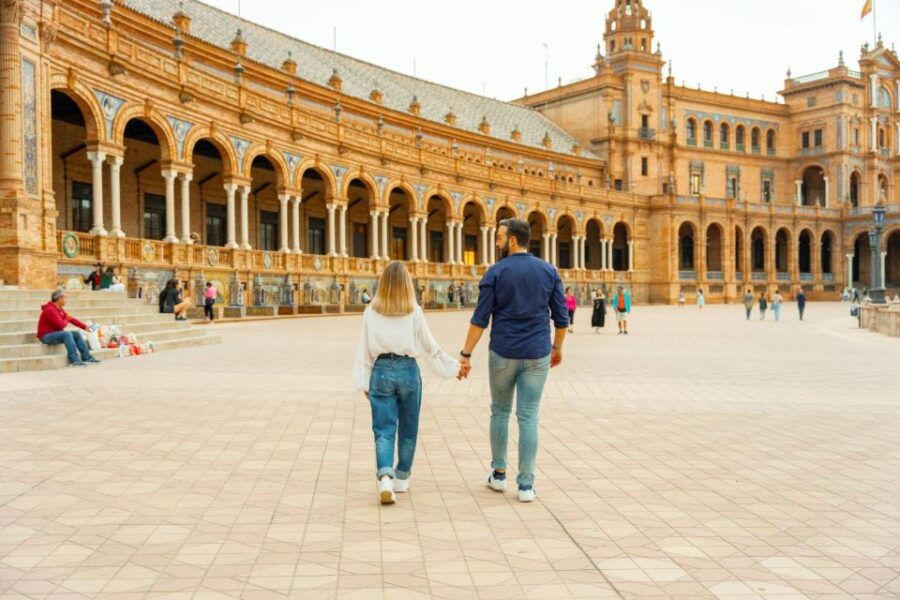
83, 329, 101, 351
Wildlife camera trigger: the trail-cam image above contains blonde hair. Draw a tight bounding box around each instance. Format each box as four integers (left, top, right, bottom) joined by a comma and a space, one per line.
371, 261, 417, 316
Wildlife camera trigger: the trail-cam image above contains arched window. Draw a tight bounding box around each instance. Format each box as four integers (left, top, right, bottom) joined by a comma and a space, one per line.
850, 172, 860, 207
878, 86, 892, 110
686, 118, 697, 145
879, 127, 885, 148
719, 123, 730, 149
703, 121, 713, 147
766, 129, 776, 155
736, 125, 745, 151
751, 127, 761, 153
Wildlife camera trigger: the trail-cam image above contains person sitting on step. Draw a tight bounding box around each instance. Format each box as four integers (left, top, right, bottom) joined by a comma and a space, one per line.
37, 290, 100, 367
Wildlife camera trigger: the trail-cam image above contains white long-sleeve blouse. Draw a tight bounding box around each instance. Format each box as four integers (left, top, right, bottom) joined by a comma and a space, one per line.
352, 305, 460, 391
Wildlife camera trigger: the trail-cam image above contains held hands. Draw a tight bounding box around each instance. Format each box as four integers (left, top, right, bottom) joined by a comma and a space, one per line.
458, 356, 472, 380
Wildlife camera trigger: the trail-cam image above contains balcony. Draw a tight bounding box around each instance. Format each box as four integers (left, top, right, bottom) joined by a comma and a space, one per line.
767, 148, 776, 156
751, 145, 761, 154
707, 271, 724, 280
777, 272, 791, 282
736, 143, 745, 152
679, 270, 697, 280
735, 271, 744, 281
824, 273, 835, 282
800, 273, 813, 282
751, 272, 767, 281
800, 146, 825, 156
720, 142, 730, 151
687, 137, 697, 147
638, 127, 656, 141
703, 139, 714, 149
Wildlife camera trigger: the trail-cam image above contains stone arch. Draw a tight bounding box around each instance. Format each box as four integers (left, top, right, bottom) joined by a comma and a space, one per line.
801, 165, 826, 206
775, 226, 792, 273
495, 203, 517, 222
798, 228, 815, 274
111, 103, 177, 162
459, 193, 488, 221
556, 213, 577, 269
885, 229, 900, 289
297, 159, 338, 200
385, 181, 420, 213
734, 224, 746, 274
340, 169, 379, 203
852, 230, 871, 285
849, 170, 861, 206
612, 222, 630, 271
735, 123, 746, 149
48, 77, 103, 142
526, 209, 548, 259
243, 145, 290, 188
182, 127, 238, 177
820, 229, 837, 275
585, 218, 604, 270
706, 221, 725, 272
750, 225, 768, 272
678, 220, 698, 271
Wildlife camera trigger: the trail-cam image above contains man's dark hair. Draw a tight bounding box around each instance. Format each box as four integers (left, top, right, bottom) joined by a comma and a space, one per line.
499, 218, 530, 248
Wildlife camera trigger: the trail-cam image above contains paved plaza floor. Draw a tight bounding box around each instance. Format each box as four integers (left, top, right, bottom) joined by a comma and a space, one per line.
1, 302, 899, 599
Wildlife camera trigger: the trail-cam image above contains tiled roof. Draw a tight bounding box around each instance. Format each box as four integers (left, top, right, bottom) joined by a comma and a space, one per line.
120, 0, 595, 158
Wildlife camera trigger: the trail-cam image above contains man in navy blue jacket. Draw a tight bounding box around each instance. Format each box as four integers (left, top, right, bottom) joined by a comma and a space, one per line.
459, 218, 568, 502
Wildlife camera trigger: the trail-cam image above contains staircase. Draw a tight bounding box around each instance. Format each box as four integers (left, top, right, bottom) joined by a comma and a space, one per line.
0, 288, 221, 373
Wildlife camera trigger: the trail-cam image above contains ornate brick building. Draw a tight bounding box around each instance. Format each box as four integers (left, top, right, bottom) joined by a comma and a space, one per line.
1, 0, 898, 307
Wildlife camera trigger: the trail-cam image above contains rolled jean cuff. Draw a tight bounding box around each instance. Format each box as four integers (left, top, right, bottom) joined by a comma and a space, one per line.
376, 467, 395, 480
490, 460, 507, 471
395, 470, 410, 481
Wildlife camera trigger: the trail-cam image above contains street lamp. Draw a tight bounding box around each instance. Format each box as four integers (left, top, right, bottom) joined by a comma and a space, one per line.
868, 204, 887, 303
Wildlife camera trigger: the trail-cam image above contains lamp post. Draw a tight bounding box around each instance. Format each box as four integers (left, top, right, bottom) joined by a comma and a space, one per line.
868, 204, 886, 303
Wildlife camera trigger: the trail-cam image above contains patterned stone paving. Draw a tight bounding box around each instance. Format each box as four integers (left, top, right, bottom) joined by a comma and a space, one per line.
1, 302, 898, 599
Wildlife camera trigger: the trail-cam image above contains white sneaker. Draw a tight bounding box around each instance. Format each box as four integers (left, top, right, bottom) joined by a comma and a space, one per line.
518, 487, 537, 503
486, 471, 507, 492
378, 476, 395, 504
393, 478, 410, 493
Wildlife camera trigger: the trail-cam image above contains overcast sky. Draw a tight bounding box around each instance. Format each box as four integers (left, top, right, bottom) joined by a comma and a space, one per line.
203, 0, 899, 103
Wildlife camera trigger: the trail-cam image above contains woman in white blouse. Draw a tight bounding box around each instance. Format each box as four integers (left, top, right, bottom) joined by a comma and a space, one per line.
353, 261, 460, 504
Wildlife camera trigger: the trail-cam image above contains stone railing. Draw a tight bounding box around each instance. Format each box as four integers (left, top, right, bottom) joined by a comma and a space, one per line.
860, 302, 900, 337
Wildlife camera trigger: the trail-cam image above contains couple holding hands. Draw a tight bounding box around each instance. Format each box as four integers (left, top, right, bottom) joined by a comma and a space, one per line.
353, 219, 569, 504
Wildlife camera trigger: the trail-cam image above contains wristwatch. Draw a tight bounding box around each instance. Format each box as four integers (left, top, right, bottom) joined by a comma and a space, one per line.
460, 350, 472, 358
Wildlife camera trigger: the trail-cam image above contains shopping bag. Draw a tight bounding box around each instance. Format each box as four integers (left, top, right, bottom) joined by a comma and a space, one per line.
83, 329, 102, 351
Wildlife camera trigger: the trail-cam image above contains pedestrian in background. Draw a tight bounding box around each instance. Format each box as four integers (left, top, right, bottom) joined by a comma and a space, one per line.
796, 288, 807, 321
772, 291, 783, 322
743, 288, 754, 320
759, 293, 768, 320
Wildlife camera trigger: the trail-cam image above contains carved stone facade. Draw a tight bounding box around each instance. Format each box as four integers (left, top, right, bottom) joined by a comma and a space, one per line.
1, 0, 898, 303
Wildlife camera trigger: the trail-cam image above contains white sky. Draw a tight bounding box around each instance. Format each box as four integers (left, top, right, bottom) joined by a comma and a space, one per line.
203, 0, 899, 103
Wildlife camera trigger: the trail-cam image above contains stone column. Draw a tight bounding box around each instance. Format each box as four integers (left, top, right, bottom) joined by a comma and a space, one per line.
108, 155, 124, 238
542, 233, 550, 263
870, 117, 877, 152
239, 185, 251, 249
369, 210, 380, 259
479, 226, 487, 265
600, 238, 607, 271
409, 216, 419, 262
823, 176, 830, 207
582, 237, 588, 270
380, 211, 389, 259
292, 196, 302, 253
882, 251, 887, 287
420, 218, 428, 263
224, 183, 238, 249
896, 122, 900, 156
795, 180, 803, 206
278, 194, 290, 253
87, 151, 107, 236
489, 226, 496, 264
628, 240, 635, 272
180, 173, 193, 244
445, 222, 455, 264
846, 253, 854, 289
551, 234, 558, 266
339, 204, 348, 257
456, 222, 464, 265
162, 169, 178, 243
325, 203, 337, 256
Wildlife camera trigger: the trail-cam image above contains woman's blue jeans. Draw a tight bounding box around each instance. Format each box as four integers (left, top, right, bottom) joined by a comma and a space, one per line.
368, 356, 422, 480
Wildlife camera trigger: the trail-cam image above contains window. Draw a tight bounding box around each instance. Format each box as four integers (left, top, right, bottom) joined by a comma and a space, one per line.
703, 121, 713, 147
641, 156, 648, 176
686, 119, 697, 145
853, 128, 860, 145
463, 234, 478, 266
614, 179, 623, 191
640, 38, 647, 52
814, 129, 823, 147
391, 226, 407, 260
609, 40, 615, 53
763, 180, 772, 203
736, 126, 745, 150
429, 230, 444, 262
259, 210, 279, 251
878, 86, 892, 109
802, 132, 810, 149
308, 217, 326, 255
751, 128, 760, 152
205, 203, 226, 246
641, 114, 649, 128
720, 123, 730, 149
143, 193, 166, 241
726, 177, 737, 199
766, 130, 776, 155
878, 128, 885, 148
690, 173, 701, 196
352, 223, 368, 258
71, 181, 92, 233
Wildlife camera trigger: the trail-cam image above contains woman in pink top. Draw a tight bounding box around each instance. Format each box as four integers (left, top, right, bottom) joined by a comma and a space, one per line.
204, 282, 217, 323
564, 287, 577, 333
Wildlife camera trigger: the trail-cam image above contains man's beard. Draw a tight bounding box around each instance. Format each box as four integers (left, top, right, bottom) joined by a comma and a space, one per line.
498, 240, 510, 260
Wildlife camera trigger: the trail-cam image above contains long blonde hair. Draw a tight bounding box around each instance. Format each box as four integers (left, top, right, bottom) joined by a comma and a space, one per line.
371, 261, 417, 316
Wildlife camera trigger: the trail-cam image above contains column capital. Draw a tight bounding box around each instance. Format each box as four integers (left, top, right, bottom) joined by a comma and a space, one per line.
277, 193, 290, 203
326, 203, 337, 211
160, 168, 179, 182
223, 182, 238, 194
86, 150, 106, 165
106, 154, 124, 167
179, 172, 193, 183
238, 184, 250, 195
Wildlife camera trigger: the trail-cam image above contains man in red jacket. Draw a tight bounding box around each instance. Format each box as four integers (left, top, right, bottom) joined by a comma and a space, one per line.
37, 290, 100, 367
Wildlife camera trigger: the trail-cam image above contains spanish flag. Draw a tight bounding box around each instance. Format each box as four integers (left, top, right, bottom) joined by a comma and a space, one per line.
861, 0, 873, 19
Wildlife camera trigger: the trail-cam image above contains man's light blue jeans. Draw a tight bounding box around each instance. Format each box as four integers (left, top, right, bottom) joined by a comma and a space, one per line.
40, 330, 93, 365
368, 356, 422, 480
488, 350, 550, 488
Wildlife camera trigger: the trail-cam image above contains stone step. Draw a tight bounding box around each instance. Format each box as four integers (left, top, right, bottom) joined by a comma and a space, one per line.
0, 289, 128, 301
0, 295, 156, 308
0, 319, 191, 346
0, 331, 221, 374
0, 312, 177, 333
0, 326, 215, 359
0, 305, 163, 320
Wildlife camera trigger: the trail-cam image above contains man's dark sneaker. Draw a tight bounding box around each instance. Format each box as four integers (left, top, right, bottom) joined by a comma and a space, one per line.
84, 357, 101, 365
68, 361, 87, 367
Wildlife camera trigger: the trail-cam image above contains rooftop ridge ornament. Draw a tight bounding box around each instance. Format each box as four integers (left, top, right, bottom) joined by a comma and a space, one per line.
511, 125, 522, 142
478, 116, 490, 135
334, 98, 342, 122
409, 96, 421, 116
444, 108, 456, 126
173, 1, 191, 34
231, 28, 246, 57
369, 87, 383, 104
100, 0, 113, 27
328, 68, 342, 92
172, 26, 184, 59
542, 132, 552, 149
838, 50, 844, 66
282, 50, 297, 76
233, 55, 244, 82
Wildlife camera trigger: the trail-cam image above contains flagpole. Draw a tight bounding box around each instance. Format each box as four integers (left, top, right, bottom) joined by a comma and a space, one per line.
873, 0, 877, 44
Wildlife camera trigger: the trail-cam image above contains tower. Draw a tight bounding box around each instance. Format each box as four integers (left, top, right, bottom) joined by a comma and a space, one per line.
604, 0, 654, 58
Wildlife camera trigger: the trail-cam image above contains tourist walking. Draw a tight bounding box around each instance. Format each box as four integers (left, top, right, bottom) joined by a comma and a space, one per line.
773, 291, 783, 321
759, 293, 768, 320
697, 289, 705, 310
796, 288, 807, 321
611, 286, 631, 334
565, 287, 577, 333
591, 288, 606, 333
743, 289, 754, 320
37, 290, 100, 367
204, 282, 217, 323
353, 261, 460, 504
458, 218, 568, 503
